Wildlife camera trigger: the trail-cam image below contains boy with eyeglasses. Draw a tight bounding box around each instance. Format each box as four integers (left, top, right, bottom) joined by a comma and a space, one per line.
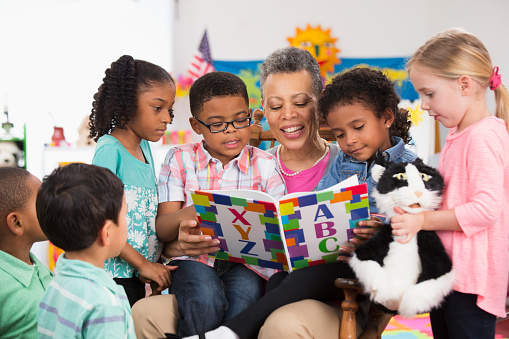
148, 71, 286, 337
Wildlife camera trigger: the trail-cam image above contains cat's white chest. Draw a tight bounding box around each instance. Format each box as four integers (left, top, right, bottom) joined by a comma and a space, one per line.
377, 236, 421, 309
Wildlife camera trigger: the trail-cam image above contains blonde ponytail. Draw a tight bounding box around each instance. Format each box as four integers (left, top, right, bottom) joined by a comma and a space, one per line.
494, 84, 509, 132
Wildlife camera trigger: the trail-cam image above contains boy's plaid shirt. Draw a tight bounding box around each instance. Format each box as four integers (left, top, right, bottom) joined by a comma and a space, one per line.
158, 141, 286, 279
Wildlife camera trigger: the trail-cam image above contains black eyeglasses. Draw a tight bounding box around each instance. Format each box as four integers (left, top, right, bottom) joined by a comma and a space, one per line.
193, 115, 252, 133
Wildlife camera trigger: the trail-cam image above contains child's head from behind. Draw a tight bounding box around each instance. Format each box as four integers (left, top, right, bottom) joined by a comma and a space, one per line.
189, 71, 251, 166
407, 28, 509, 131
36, 163, 126, 256
89, 55, 176, 142
319, 67, 411, 162
0, 168, 44, 243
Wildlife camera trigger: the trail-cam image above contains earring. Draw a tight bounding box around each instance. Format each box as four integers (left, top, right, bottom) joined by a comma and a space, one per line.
386, 125, 390, 128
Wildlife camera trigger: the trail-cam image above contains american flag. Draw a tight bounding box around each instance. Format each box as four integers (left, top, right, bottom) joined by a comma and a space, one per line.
187, 30, 215, 81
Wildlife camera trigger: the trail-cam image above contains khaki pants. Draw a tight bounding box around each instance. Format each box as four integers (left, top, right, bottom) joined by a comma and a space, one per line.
132, 297, 363, 339
131, 294, 179, 339
259, 299, 362, 339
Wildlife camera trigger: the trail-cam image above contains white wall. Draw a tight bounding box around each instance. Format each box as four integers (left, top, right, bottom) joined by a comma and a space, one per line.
0, 0, 174, 265
0, 0, 174, 179
172, 0, 508, 66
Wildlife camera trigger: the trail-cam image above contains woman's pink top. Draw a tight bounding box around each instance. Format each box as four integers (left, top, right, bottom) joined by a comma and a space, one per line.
277, 152, 331, 194
437, 116, 509, 317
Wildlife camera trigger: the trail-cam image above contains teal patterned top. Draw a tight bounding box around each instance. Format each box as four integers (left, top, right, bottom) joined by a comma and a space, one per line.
92, 135, 162, 278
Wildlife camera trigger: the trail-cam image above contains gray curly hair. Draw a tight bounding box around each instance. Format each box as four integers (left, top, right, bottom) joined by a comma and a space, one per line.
260, 47, 323, 100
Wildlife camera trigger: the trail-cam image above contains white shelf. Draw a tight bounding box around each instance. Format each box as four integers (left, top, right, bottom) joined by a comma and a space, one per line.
42, 143, 176, 178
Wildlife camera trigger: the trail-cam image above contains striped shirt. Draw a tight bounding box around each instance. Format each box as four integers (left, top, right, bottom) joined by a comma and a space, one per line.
158, 141, 287, 279
0, 251, 53, 339
38, 254, 135, 338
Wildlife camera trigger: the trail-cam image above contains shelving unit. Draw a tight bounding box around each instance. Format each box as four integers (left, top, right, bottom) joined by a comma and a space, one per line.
41, 143, 175, 180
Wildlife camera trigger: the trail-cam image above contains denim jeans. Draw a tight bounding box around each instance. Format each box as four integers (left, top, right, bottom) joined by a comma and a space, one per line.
430, 291, 496, 339
169, 259, 264, 336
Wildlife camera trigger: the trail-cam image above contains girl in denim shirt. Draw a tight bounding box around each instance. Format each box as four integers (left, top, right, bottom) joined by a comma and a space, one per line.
317, 67, 418, 219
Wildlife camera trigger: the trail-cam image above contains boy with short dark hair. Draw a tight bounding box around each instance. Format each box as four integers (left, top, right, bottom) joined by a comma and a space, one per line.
0, 168, 52, 339
36, 163, 135, 338
155, 71, 286, 336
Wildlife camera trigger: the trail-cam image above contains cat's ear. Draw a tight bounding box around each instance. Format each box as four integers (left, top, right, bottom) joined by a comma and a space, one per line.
373, 150, 387, 182
413, 158, 424, 166
374, 150, 387, 166
372, 164, 385, 183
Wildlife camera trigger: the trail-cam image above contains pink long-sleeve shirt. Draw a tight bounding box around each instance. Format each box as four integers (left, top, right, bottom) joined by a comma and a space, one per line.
437, 116, 509, 318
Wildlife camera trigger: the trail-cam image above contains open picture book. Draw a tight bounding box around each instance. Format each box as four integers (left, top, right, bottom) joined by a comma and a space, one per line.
190, 176, 370, 272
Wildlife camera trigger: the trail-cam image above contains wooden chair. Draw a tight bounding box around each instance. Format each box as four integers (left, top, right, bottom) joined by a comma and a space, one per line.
248, 108, 392, 339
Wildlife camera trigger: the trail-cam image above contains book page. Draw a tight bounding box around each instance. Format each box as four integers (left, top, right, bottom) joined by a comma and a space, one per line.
190, 189, 290, 271
189, 175, 369, 273
191, 189, 277, 203
278, 176, 370, 271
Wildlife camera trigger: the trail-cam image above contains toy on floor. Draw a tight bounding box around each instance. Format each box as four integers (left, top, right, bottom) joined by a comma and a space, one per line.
349, 156, 455, 318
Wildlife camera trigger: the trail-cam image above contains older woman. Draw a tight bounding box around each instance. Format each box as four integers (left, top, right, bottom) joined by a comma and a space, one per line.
256, 47, 367, 338
260, 47, 339, 193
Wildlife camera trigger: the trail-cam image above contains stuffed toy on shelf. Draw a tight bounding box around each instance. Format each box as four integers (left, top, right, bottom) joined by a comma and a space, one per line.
0, 141, 22, 168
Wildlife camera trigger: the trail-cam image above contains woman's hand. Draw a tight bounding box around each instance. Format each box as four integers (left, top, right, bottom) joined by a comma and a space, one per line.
337, 215, 383, 262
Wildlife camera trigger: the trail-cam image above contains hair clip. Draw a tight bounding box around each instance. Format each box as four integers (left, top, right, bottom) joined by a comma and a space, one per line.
489, 66, 502, 90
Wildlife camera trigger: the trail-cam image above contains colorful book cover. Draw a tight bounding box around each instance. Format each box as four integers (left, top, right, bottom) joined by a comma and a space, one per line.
190, 176, 369, 272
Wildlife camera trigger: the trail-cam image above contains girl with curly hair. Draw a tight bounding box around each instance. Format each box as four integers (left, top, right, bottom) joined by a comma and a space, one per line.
316, 67, 416, 203
89, 55, 177, 306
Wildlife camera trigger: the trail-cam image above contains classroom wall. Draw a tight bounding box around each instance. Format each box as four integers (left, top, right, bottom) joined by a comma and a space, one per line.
0, 0, 174, 265
171, 0, 509, 147
172, 0, 509, 68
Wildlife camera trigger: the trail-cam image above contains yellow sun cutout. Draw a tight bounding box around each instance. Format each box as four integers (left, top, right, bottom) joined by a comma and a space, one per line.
407, 103, 426, 126
288, 24, 340, 77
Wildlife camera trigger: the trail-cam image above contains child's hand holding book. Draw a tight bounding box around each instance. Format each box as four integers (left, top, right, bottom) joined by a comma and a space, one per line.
164, 219, 221, 258
336, 215, 383, 262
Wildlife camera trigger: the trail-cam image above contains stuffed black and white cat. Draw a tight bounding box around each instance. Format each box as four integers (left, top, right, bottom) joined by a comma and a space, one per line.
349, 157, 455, 318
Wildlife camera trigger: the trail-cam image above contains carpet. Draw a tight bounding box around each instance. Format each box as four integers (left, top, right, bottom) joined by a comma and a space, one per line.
381, 314, 509, 338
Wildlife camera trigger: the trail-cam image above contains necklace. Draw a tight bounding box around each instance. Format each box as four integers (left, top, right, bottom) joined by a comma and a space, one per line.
277, 140, 330, 177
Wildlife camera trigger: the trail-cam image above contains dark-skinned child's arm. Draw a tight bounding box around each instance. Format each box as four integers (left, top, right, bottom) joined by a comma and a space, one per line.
156, 203, 198, 242
118, 243, 175, 292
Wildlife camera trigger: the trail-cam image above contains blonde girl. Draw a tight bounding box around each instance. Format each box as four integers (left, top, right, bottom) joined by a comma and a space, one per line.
394, 28, 509, 339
